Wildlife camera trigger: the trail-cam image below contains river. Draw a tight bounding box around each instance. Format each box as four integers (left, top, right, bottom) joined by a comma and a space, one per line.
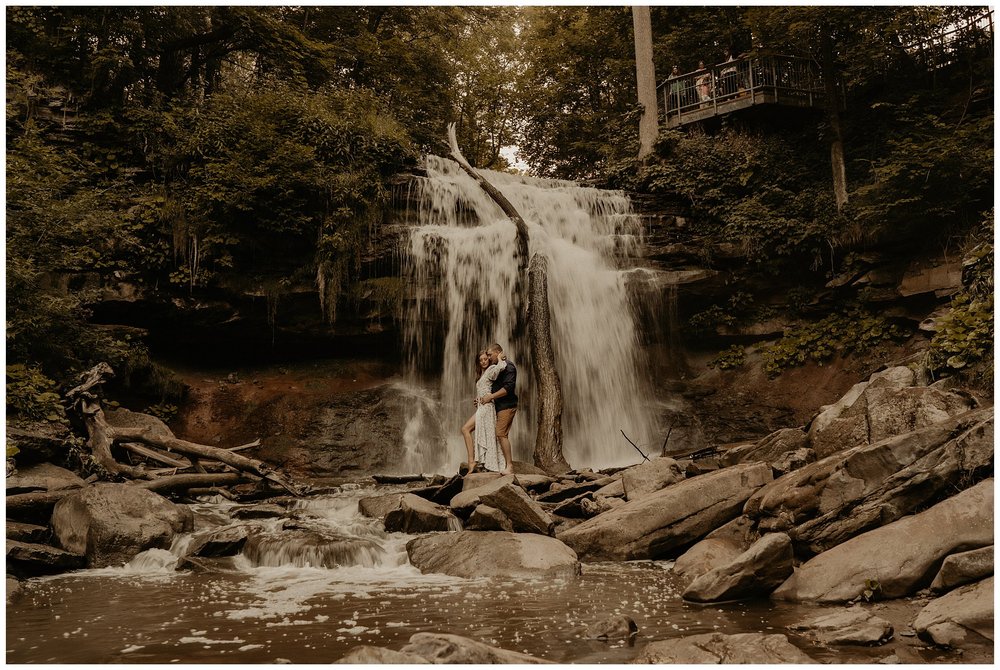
6, 485, 986, 664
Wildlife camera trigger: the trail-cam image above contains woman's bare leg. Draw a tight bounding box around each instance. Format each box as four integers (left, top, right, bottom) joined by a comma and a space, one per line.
460, 414, 477, 474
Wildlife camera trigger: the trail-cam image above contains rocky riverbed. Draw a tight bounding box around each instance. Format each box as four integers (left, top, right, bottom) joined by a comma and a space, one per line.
6, 364, 994, 664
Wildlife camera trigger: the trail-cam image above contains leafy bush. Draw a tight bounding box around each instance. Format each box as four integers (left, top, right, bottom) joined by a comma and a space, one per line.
709, 345, 747, 370
761, 309, 910, 377
6, 364, 66, 422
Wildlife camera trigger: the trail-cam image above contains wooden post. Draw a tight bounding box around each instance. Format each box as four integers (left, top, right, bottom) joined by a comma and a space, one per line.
632, 6, 659, 160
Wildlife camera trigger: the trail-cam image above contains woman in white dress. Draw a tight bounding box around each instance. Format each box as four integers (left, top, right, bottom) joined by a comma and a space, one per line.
460, 350, 507, 474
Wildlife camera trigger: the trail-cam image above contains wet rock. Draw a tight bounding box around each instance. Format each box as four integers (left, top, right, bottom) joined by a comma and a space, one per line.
683, 533, 793, 603
384, 494, 461, 534
6, 540, 85, 577
6, 422, 75, 465
230, 504, 286, 520
631, 632, 814, 663
470, 484, 551, 535
52, 483, 194, 568
746, 408, 992, 553
6, 575, 23, 604
449, 475, 517, 513
721, 428, 809, 468
552, 492, 595, 518
673, 516, 753, 584
358, 493, 403, 520
465, 504, 513, 532
535, 479, 607, 503
406, 531, 580, 579
6, 463, 87, 494
931, 546, 993, 593
510, 474, 555, 493
772, 479, 993, 603
187, 526, 250, 558
409, 474, 465, 506
790, 608, 894, 645
335, 646, 430, 664
462, 472, 505, 491
913, 576, 993, 647
400, 632, 553, 664
586, 615, 638, 640
176, 555, 242, 573
512, 461, 550, 476
7, 521, 49, 543
594, 478, 624, 498
621, 457, 685, 501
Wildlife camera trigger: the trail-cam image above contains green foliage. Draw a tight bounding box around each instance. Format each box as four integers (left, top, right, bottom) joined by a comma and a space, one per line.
6, 365, 66, 422
145, 403, 179, 423
709, 345, 747, 370
761, 309, 910, 377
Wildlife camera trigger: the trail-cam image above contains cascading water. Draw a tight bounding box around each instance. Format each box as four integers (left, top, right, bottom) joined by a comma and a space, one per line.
400, 156, 657, 472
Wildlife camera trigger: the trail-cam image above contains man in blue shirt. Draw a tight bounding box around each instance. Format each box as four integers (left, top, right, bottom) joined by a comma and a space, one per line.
478, 343, 518, 475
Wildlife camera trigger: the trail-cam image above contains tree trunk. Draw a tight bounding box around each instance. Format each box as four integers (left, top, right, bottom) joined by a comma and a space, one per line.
821, 28, 848, 211
446, 124, 571, 474
528, 254, 570, 474
632, 6, 659, 161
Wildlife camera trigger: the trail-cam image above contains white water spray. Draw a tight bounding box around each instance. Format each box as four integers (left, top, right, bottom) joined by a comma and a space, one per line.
401, 156, 656, 471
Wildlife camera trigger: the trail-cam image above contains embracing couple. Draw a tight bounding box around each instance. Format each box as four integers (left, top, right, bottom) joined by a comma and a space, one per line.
461, 343, 517, 476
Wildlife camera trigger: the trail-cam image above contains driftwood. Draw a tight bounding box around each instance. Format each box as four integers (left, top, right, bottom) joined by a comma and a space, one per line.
135, 473, 249, 494
446, 124, 571, 474
65, 364, 304, 496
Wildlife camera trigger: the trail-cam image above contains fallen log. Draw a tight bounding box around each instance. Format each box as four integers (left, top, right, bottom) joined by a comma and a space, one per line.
134, 473, 249, 494
6, 490, 74, 524
120, 442, 192, 469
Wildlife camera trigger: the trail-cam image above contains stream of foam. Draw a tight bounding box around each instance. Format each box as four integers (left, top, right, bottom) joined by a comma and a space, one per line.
400, 156, 656, 471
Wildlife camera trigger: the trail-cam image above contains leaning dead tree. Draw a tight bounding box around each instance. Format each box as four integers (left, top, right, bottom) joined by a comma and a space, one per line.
66, 363, 304, 496
447, 124, 571, 474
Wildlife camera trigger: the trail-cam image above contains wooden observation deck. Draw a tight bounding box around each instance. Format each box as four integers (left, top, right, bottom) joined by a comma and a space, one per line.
658, 54, 825, 128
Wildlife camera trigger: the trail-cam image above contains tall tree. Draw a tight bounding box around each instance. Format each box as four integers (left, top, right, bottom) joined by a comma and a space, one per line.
632, 6, 659, 160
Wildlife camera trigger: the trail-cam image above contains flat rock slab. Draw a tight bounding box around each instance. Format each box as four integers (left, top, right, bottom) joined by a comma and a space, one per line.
406, 531, 580, 579
535, 479, 607, 503
931, 546, 993, 593
772, 479, 993, 603
7, 540, 85, 576
400, 632, 554, 664
913, 576, 993, 647
7, 520, 49, 543
230, 504, 286, 520
384, 493, 461, 533
683, 532, 793, 603
466, 504, 513, 532
631, 632, 814, 663
559, 462, 772, 561
6, 463, 86, 494
462, 472, 505, 491
790, 608, 894, 645
449, 475, 518, 512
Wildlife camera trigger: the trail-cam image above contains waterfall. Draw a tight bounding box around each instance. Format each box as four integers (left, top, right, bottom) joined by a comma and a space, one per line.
399, 156, 656, 472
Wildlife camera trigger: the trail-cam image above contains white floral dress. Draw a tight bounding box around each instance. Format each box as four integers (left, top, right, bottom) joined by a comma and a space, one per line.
474, 360, 507, 472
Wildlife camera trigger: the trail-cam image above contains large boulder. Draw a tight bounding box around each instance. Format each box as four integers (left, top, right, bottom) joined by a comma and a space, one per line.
789, 608, 894, 645
586, 615, 638, 640
479, 483, 553, 535
931, 546, 993, 593
186, 525, 251, 558
466, 505, 514, 532
335, 646, 430, 664
400, 632, 553, 664
772, 479, 993, 603
913, 576, 993, 647
6, 463, 87, 494
682, 533, 793, 603
52, 484, 194, 568
406, 531, 580, 579
672, 516, 753, 584
808, 371, 976, 458
6, 540, 85, 577
6, 521, 49, 543
558, 463, 772, 561
631, 632, 814, 663
621, 458, 685, 501
384, 494, 462, 533
746, 408, 992, 554
243, 528, 384, 568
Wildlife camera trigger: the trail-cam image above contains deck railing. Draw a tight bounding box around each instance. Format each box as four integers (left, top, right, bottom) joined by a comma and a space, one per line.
905, 9, 994, 69
657, 54, 825, 128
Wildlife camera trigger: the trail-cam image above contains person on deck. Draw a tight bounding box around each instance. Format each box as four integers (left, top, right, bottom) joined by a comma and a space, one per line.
720, 49, 738, 97
695, 61, 712, 105
667, 65, 683, 115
